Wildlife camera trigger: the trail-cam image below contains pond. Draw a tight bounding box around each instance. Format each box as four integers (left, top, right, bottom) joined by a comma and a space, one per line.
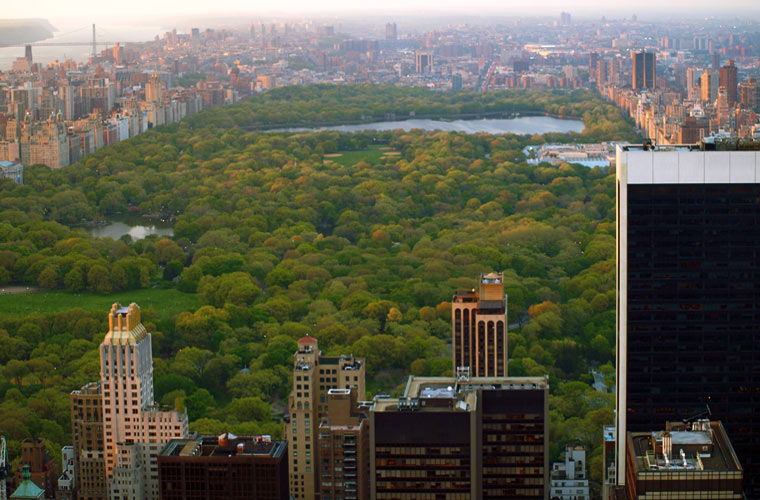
278, 116, 584, 135
86, 217, 173, 240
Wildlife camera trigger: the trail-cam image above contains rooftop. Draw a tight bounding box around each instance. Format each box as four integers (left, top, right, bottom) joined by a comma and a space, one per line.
160, 434, 286, 459
628, 420, 742, 475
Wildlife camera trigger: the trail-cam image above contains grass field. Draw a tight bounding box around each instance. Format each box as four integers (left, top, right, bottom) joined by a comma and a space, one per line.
0, 288, 199, 319
327, 145, 387, 167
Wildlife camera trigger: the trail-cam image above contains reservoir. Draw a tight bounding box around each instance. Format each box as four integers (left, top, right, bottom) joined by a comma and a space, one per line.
278, 116, 584, 135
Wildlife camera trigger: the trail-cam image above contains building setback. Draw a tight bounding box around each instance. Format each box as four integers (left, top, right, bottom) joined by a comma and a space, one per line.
370, 375, 549, 500
284, 336, 366, 500
616, 144, 760, 498
158, 434, 288, 500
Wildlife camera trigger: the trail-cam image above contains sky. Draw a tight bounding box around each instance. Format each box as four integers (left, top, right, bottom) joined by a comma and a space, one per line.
4, 0, 760, 21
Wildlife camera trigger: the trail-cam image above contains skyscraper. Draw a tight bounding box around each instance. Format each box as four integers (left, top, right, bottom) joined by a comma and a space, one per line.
701, 70, 718, 103
415, 51, 433, 74
631, 51, 655, 90
719, 60, 738, 107
452, 272, 507, 377
370, 375, 549, 500
70, 382, 106, 500
739, 78, 759, 112
385, 23, 397, 41
616, 144, 760, 498
98, 303, 188, 500
284, 336, 365, 500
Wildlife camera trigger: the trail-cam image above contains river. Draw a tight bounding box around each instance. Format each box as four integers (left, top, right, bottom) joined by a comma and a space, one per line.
277, 116, 584, 135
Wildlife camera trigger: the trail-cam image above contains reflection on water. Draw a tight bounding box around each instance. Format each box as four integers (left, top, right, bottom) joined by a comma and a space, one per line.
279, 116, 584, 135
87, 221, 173, 240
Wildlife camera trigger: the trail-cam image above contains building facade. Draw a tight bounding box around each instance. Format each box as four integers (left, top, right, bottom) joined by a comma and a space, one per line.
284, 336, 366, 500
616, 145, 760, 498
631, 52, 655, 91
71, 382, 106, 500
158, 434, 288, 500
550, 446, 589, 500
452, 272, 507, 378
317, 388, 370, 500
370, 375, 549, 500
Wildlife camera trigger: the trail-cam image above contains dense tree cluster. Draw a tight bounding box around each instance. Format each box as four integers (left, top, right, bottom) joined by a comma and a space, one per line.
0, 84, 628, 482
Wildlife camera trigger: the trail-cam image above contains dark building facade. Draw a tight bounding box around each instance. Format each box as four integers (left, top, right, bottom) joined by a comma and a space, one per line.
370, 375, 548, 500
158, 434, 288, 500
631, 51, 655, 90
616, 146, 760, 498
719, 60, 738, 107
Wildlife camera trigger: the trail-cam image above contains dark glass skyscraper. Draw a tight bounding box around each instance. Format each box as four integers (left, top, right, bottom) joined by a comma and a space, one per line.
616, 145, 760, 498
631, 51, 655, 90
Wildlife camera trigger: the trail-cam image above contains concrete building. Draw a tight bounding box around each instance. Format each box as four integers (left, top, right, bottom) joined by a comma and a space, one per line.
615, 143, 760, 498
158, 434, 288, 500
284, 336, 365, 500
71, 381, 106, 500
317, 388, 370, 500
624, 420, 742, 500
56, 446, 75, 500
550, 446, 589, 500
451, 272, 507, 378
370, 375, 549, 500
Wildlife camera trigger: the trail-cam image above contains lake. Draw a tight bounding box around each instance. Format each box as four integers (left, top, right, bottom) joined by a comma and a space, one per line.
278, 116, 584, 135
86, 219, 173, 240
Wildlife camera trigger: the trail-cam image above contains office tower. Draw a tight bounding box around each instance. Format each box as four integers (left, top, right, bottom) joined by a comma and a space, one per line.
616, 145, 760, 498
549, 446, 589, 500
631, 51, 655, 90
452, 272, 507, 378
317, 389, 369, 500
24, 45, 32, 66
158, 434, 289, 500
719, 60, 738, 107
711, 52, 720, 71
415, 51, 433, 74
739, 78, 758, 111
385, 23, 397, 41
98, 303, 188, 500
71, 382, 105, 500
700, 70, 718, 103
624, 420, 742, 500
560, 12, 571, 26
370, 375, 549, 500
285, 336, 365, 500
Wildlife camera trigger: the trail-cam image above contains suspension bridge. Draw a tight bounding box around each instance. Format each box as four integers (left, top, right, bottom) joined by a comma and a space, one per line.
0, 24, 122, 59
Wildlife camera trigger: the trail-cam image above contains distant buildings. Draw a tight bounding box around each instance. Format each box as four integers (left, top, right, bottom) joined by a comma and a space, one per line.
385, 23, 397, 41
451, 272, 507, 378
550, 446, 589, 500
370, 375, 549, 500
158, 434, 289, 500
0, 160, 22, 184
415, 51, 433, 74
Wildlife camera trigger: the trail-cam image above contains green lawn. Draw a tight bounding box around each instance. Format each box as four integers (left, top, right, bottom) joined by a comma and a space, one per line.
0, 288, 199, 319
327, 145, 389, 167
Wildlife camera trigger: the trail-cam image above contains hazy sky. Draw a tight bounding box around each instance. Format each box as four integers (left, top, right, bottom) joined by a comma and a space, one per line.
5, 0, 759, 20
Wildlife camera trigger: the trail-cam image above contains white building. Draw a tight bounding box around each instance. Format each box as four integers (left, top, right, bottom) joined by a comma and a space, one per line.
100, 303, 188, 500
550, 446, 589, 500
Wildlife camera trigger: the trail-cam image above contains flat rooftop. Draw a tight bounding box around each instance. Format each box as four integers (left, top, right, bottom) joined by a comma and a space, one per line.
628, 421, 742, 474
160, 434, 286, 459
372, 376, 547, 413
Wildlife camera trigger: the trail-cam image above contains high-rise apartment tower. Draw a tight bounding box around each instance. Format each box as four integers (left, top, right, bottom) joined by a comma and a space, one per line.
631, 51, 655, 90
